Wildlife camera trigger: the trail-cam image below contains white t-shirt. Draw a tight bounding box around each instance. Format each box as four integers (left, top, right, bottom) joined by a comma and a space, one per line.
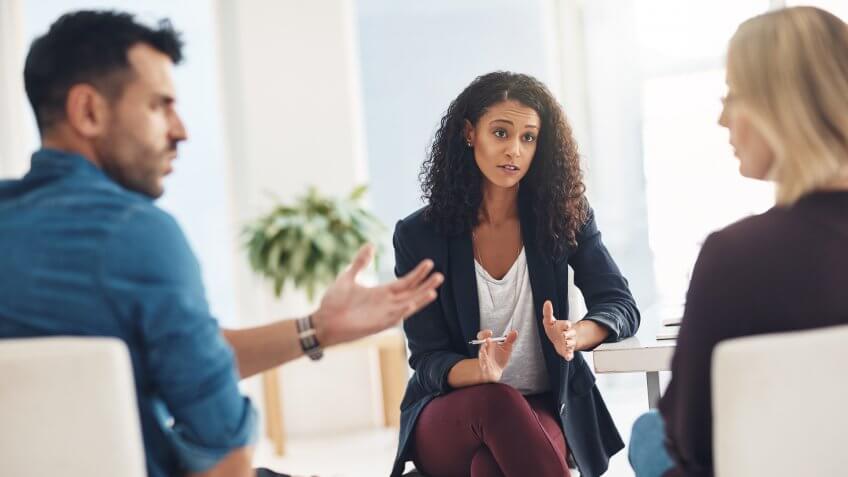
476, 248, 550, 395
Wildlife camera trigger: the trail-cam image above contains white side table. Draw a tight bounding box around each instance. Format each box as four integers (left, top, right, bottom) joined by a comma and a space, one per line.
592, 335, 675, 408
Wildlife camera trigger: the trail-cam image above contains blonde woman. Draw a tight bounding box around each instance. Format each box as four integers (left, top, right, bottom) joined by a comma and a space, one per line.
629, 6, 848, 477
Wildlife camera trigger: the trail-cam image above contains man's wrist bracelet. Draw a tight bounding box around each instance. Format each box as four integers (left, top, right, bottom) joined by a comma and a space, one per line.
296, 314, 323, 361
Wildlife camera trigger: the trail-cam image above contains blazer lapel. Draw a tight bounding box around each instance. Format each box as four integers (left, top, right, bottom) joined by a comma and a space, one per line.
521, 213, 567, 396
448, 231, 480, 355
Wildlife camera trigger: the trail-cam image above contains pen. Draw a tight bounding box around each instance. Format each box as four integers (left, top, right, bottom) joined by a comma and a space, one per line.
468, 336, 508, 345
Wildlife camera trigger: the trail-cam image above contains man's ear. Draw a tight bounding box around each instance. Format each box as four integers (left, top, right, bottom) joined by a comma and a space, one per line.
463, 119, 475, 145
65, 84, 111, 138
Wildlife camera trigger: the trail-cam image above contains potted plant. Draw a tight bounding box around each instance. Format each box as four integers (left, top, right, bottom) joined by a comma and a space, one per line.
244, 185, 384, 301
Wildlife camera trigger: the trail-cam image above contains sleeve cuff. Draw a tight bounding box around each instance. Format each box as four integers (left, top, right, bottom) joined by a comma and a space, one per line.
152, 396, 258, 472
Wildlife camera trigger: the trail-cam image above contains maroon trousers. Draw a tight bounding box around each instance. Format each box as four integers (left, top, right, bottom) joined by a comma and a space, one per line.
411, 383, 571, 477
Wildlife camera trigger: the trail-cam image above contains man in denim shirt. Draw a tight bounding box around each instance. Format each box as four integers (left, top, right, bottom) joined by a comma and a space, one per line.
0, 11, 443, 477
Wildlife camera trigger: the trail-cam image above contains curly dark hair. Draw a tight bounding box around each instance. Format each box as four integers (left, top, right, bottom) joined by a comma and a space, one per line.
421, 71, 587, 258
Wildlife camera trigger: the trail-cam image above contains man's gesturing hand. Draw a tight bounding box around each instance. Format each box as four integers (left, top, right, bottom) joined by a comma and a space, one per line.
313, 244, 444, 347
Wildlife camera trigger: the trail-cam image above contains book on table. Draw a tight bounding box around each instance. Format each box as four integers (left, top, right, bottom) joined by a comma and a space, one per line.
656, 324, 679, 341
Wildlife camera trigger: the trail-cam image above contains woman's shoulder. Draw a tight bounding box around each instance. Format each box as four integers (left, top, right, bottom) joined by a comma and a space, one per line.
714, 205, 797, 241
700, 206, 797, 265
395, 206, 440, 239
393, 206, 455, 273
393, 206, 448, 255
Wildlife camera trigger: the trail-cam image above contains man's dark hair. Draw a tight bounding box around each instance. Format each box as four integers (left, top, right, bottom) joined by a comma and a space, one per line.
24, 10, 184, 132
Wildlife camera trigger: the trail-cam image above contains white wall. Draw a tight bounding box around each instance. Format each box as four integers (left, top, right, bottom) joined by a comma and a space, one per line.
0, 0, 28, 179
217, 0, 377, 437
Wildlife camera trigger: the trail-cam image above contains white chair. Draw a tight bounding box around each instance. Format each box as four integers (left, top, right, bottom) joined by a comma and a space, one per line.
0, 337, 146, 477
712, 324, 848, 477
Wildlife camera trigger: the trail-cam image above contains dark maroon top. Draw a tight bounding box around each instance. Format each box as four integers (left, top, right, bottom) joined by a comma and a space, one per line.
659, 190, 848, 477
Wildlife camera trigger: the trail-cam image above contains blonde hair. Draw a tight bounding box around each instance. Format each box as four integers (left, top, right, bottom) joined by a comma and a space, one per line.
727, 6, 848, 205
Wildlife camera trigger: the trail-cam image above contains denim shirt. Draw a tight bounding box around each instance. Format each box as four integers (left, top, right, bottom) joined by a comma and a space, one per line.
0, 149, 256, 476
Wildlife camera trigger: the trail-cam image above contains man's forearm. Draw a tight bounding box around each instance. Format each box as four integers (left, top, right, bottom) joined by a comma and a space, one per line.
220, 249, 443, 380
187, 447, 254, 477
222, 320, 304, 379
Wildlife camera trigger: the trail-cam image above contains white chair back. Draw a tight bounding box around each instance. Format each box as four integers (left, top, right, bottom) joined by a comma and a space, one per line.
0, 337, 146, 477
712, 324, 848, 477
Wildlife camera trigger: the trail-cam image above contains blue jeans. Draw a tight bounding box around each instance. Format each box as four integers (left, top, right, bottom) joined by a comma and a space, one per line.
629, 410, 675, 477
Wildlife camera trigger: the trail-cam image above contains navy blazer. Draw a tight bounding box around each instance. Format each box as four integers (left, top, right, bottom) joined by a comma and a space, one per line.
390, 203, 640, 477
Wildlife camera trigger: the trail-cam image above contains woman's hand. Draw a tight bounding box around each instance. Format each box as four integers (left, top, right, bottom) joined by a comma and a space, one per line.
477, 329, 519, 382
541, 300, 578, 361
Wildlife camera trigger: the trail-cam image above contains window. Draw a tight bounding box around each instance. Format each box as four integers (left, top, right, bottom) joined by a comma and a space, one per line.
635, 0, 775, 306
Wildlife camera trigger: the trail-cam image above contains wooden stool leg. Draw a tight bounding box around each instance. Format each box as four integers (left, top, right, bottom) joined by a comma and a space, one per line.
262, 369, 285, 456
378, 342, 408, 428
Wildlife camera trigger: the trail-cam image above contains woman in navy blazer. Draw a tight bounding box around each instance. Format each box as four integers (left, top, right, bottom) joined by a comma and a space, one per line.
390, 72, 640, 477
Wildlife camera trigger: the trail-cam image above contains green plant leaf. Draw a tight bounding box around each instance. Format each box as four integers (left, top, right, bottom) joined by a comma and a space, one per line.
349, 184, 368, 201
243, 184, 385, 299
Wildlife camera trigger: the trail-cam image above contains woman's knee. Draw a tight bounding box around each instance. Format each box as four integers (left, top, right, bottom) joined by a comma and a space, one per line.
632, 410, 664, 441
630, 411, 663, 456
475, 383, 526, 418
629, 411, 674, 477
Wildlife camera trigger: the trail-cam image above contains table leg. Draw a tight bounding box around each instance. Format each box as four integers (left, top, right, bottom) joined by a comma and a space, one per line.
646, 371, 661, 409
